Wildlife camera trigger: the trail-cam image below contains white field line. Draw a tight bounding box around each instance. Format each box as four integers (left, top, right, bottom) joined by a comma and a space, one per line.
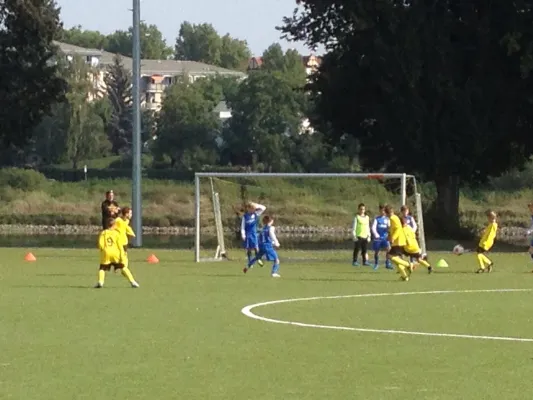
241, 289, 533, 342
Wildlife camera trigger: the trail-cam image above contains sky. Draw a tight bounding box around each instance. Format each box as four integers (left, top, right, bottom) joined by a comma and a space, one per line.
56, 0, 318, 56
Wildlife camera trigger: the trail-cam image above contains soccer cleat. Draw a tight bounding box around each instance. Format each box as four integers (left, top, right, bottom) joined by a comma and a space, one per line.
271, 273, 281, 278
373, 264, 379, 271
94, 283, 103, 288
385, 262, 393, 270
476, 268, 485, 274
352, 261, 360, 267
428, 266, 433, 274
487, 263, 493, 273
363, 262, 371, 267
257, 259, 264, 267
131, 282, 139, 288
400, 276, 409, 281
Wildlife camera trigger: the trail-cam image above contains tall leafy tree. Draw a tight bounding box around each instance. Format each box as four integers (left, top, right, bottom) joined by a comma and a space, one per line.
0, 0, 66, 149
104, 54, 132, 154
261, 43, 307, 86
31, 57, 110, 167
223, 71, 306, 170
154, 76, 221, 169
106, 23, 173, 59
175, 22, 251, 70
60, 25, 108, 49
281, 1, 533, 231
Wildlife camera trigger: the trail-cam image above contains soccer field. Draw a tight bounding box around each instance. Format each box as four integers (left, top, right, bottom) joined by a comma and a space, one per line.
1, 247, 533, 399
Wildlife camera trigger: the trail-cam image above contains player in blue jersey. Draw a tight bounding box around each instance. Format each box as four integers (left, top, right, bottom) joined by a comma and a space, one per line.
241, 201, 266, 266
527, 203, 533, 271
243, 215, 281, 278
371, 205, 392, 270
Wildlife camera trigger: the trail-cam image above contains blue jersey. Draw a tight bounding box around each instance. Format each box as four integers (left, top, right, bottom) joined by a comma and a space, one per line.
241, 212, 260, 239
374, 215, 389, 239
259, 225, 273, 247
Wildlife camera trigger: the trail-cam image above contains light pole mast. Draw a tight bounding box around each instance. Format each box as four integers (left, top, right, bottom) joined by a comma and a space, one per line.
131, 0, 142, 247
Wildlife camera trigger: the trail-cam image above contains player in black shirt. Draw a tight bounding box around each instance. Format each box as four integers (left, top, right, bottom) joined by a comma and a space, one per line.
101, 190, 120, 229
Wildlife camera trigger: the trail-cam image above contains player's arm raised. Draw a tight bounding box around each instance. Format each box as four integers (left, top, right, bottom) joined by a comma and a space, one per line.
269, 226, 280, 247
252, 202, 266, 215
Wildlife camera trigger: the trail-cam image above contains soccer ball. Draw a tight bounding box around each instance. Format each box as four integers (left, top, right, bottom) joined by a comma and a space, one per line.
452, 244, 465, 255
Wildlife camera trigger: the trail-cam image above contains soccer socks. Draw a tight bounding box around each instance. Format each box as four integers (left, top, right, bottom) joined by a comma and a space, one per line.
271, 263, 280, 274
390, 256, 410, 279
374, 252, 379, 265
419, 259, 431, 268
121, 267, 136, 283
477, 253, 492, 269
98, 270, 105, 285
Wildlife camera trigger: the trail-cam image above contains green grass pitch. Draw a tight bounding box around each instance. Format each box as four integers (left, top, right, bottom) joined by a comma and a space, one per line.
2, 247, 533, 399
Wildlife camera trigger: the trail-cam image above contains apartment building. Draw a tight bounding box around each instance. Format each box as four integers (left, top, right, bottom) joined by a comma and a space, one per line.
55, 41, 246, 111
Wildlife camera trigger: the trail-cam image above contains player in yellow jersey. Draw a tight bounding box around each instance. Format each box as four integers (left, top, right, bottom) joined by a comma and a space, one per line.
402, 217, 432, 274
114, 207, 136, 270
384, 205, 412, 281
95, 217, 139, 288
476, 211, 497, 273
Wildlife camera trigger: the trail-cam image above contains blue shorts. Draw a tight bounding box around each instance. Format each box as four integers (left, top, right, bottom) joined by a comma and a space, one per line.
372, 239, 390, 252
257, 246, 278, 261
243, 235, 258, 250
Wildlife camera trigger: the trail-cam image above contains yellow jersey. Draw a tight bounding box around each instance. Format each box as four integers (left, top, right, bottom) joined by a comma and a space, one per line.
114, 217, 135, 246
389, 215, 406, 247
479, 221, 497, 251
403, 225, 420, 254
98, 228, 124, 264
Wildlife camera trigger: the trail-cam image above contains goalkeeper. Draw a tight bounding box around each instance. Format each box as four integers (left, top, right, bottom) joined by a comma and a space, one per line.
241, 201, 266, 266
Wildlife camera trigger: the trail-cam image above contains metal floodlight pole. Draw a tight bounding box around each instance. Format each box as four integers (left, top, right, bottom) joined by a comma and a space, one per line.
131, 0, 142, 247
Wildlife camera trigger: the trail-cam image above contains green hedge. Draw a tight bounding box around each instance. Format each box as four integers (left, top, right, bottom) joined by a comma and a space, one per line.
0, 213, 196, 227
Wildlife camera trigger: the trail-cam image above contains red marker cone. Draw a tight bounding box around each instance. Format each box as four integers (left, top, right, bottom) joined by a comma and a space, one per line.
147, 254, 159, 264
24, 253, 36, 262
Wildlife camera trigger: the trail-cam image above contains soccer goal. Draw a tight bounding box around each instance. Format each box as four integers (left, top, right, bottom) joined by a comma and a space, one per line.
194, 172, 426, 262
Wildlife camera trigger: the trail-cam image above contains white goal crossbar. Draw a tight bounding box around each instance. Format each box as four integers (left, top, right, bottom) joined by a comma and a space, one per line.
194, 172, 424, 262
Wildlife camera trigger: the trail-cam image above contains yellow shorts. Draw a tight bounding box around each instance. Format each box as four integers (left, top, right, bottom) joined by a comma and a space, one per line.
100, 250, 121, 265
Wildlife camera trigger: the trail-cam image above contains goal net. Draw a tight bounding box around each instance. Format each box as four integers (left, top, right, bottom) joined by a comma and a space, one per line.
194, 172, 425, 263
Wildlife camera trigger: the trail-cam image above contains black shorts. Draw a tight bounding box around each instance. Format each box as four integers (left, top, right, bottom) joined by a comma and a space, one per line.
388, 246, 404, 256
404, 250, 422, 258
100, 263, 123, 271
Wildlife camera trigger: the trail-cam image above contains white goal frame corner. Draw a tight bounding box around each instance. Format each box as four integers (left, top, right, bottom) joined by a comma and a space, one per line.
194, 172, 424, 262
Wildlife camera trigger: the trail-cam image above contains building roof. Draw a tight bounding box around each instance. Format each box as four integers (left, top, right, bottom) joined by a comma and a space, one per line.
54, 41, 245, 77
54, 41, 102, 56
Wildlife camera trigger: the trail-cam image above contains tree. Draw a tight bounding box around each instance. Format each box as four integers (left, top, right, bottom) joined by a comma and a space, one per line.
261, 44, 307, 86
104, 54, 132, 154
223, 71, 306, 170
154, 77, 221, 169
0, 0, 67, 149
281, 1, 533, 232
106, 23, 173, 59
31, 57, 110, 167
175, 22, 251, 70
60, 25, 108, 49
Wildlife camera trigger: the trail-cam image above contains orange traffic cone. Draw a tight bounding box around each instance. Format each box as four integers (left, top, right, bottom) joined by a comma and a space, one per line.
146, 254, 159, 264
24, 253, 36, 262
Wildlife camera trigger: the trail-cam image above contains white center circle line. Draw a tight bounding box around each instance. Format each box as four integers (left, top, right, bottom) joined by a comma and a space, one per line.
241, 289, 533, 342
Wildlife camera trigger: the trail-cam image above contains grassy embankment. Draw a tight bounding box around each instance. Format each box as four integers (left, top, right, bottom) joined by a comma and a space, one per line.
0, 165, 530, 236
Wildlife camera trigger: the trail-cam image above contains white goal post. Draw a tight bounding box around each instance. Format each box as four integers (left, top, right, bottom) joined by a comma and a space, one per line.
194, 172, 426, 262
